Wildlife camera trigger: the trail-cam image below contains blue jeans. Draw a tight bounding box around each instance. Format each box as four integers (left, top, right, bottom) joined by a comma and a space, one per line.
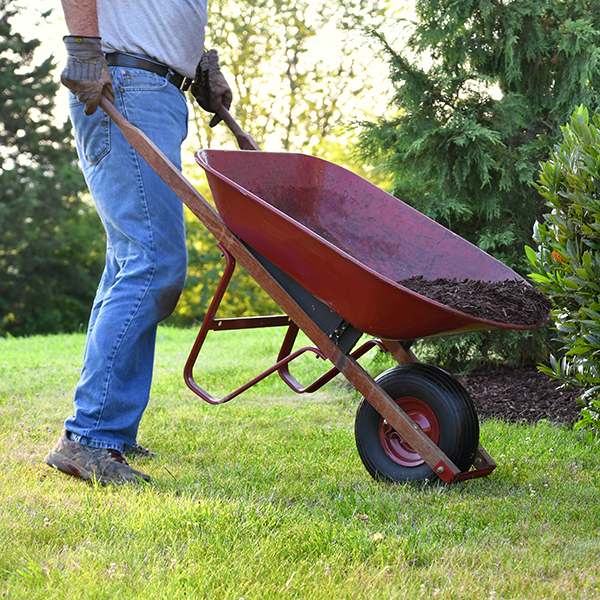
64, 67, 189, 452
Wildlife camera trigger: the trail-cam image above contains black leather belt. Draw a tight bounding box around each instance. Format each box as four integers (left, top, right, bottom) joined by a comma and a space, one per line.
106, 52, 193, 91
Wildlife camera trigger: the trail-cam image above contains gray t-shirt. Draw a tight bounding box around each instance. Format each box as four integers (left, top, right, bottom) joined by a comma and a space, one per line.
97, 0, 208, 78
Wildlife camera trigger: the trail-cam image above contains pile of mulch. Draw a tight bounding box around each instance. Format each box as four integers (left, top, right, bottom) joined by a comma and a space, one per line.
456, 364, 581, 424
398, 276, 551, 326
396, 277, 576, 423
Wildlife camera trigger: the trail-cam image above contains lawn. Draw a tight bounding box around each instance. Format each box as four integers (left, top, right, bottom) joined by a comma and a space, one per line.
1, 327, 599, 599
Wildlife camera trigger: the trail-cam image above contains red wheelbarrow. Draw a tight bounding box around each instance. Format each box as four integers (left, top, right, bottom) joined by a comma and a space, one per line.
100, 99, 550, 484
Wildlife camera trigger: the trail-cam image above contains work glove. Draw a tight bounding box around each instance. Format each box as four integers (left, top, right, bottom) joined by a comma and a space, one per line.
191, 48, 233, 127
61, 36, 114, 115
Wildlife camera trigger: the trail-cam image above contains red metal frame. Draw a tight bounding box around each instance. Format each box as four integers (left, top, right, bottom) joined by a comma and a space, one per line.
184, 244, 388, 404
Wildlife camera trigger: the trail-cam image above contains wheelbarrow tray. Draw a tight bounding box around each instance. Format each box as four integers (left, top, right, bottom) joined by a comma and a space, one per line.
197, 149, 542, 341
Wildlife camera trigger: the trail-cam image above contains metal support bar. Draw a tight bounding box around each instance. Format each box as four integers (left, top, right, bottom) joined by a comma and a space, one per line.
183, 245, 387, 402
276, 321, 388, 393
212, 315, 292, 330
455, 444, 497, 481
381, 339, 418, 364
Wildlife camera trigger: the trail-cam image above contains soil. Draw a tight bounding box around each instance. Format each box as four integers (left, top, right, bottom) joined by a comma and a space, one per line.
456, 364, 580, 424
398, 276, 551, 326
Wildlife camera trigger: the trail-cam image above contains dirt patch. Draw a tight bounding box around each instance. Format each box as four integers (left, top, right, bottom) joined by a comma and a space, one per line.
398, 276, 551, 326
457, 364, 580, 424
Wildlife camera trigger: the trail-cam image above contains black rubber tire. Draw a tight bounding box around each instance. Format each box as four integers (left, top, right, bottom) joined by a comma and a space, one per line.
354, 363, 479, 483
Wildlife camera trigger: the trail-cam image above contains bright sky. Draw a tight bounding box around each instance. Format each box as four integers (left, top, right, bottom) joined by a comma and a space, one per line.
11, 0, 69, 120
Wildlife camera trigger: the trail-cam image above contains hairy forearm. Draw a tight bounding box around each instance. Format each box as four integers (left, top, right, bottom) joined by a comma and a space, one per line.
60, 0, 99, 36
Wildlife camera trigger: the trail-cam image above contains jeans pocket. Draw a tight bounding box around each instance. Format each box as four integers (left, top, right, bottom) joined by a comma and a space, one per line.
118, 69, 189, 147
121, 70, 170, 92
70, 96, 111, 165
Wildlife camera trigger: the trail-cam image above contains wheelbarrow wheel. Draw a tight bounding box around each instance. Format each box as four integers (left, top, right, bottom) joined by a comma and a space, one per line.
354, 363, 479, 483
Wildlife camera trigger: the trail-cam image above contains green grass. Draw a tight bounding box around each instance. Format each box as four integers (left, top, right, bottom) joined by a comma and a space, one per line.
1, 327, 600, 599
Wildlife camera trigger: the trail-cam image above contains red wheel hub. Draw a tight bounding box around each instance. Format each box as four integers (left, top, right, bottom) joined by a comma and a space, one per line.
378, 397, 440, 467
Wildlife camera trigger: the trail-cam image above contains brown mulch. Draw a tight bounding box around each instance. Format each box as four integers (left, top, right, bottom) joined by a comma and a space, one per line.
396, 277, 571, 423
398, 276, 551, 326
456, 364, 581, 425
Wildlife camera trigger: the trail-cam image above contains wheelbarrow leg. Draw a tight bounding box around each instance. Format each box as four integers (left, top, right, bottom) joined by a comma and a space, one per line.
456, 444, 496, 481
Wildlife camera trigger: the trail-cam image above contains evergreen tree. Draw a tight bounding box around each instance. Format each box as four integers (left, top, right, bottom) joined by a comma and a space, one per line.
0, 1, 104, 336
358, 0, 600, 270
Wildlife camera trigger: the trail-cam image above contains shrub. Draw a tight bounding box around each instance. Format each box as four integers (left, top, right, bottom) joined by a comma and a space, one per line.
526, 106, 600, 431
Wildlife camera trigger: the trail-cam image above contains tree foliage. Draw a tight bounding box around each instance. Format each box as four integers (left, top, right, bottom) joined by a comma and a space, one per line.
356, 0, 600, 366
174, 0, 394, 327
0, 1, 104, 336
166, 204, 280, 329
190, 0, 392, 152
1, 0, 398, 336
358, 0, 600, 267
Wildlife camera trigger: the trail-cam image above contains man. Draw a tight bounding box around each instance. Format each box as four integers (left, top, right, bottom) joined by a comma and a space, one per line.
44, 0, 232, 485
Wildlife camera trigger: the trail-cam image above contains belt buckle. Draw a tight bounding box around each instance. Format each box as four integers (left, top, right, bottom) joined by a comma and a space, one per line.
165, 68, 192, 92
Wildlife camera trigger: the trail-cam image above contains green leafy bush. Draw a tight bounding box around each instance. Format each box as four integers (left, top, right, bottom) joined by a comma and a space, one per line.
526, 106, 600, 431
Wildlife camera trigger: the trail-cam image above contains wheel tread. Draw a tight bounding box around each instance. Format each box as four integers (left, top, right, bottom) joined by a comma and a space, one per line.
354, 363, 479, 483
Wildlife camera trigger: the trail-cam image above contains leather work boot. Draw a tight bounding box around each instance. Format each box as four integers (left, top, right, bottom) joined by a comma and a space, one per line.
44, 431, 151, 485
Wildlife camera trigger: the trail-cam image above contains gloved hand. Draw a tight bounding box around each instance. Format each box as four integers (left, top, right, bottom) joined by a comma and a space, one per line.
191, 49, 233, 127
61, 36, 114, 115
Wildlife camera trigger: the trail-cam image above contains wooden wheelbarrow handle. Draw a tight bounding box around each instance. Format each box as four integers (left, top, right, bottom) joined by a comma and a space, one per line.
218, 107, 262, 151
99, 97, 259, 151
